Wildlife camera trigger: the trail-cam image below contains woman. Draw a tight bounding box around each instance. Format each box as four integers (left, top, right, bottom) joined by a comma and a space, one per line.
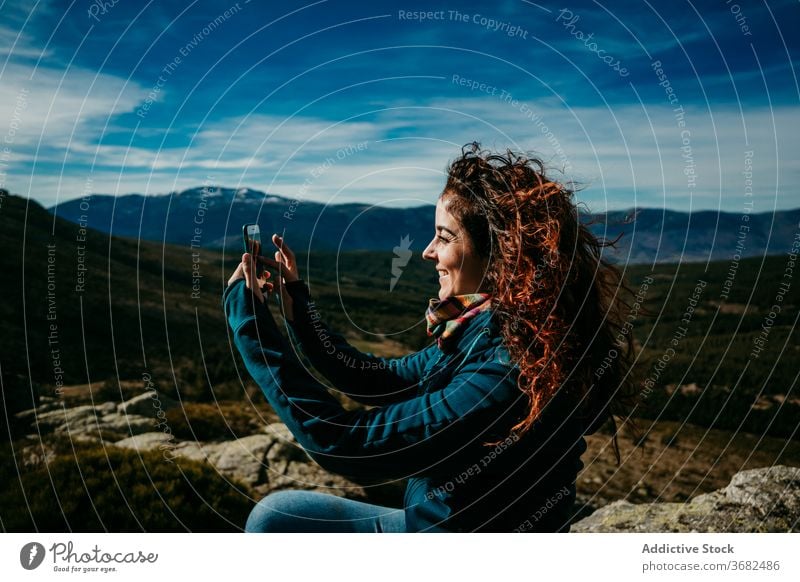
224, 143, 635, 533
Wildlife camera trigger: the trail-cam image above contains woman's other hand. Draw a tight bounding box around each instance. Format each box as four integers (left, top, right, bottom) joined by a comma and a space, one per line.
269, 234, 299, 321
269, 233, 300, 283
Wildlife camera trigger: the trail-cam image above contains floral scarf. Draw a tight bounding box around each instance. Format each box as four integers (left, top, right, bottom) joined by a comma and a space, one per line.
426, 293, 493, 349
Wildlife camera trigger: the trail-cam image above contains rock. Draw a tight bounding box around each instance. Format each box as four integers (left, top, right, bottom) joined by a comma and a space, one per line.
571, 465, 800, 532
33, 405, 99, 434
27, 402, 159, 443
95, 402, 118, 415
15, 398, 370, 502
17, 441, 57, 470
209, 434, 274, 487
117, 391, 178, 416
96, 413, 157, 436
263, 460, 366, 499
12, 398, 67, 426
109, 422, 368, 500
114, 430, 275, 487
263, 422, 293, 440
115, 432, 176, 453
258, 422, 363, 498
14, 408, 44, 424
32, 399, 62, 414
171, 440, 209, 462
264, 422, 312, 474
720, 465, 800, 515
21, 396, 373, 503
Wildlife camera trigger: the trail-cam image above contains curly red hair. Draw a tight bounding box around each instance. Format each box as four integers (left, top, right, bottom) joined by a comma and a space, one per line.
443, 143, 637, 461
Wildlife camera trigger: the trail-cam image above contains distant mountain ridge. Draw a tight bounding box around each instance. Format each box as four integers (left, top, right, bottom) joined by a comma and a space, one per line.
48, 186, 800, 263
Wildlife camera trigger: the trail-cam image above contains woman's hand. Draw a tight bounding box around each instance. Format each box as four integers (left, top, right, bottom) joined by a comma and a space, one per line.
227, 252, 274, 304
226, 234, 301, 318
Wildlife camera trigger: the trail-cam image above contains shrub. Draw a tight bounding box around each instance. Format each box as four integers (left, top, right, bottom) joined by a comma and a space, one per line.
165, 402, 274, 442
0, 440, 253, 532
661, 431, 680, 448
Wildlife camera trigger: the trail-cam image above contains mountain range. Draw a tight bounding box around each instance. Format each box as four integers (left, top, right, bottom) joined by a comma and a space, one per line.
48, 186, 800, 263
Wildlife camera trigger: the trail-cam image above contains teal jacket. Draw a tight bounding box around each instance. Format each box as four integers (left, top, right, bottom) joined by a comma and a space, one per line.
224, 278, 590, 532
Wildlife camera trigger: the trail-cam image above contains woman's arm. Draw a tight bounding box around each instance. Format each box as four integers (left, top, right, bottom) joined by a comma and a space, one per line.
224, 279, 523, 482
280, 279, 434, 407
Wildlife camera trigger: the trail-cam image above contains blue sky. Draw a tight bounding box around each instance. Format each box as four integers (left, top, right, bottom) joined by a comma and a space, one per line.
1, 0, 797, 211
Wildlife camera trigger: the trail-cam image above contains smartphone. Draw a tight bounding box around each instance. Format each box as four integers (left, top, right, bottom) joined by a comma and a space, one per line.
242, 224, 265, 278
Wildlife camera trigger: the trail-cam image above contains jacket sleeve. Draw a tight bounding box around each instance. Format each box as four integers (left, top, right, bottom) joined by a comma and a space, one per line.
280, 279, 434, 406
224, 279, 522, 482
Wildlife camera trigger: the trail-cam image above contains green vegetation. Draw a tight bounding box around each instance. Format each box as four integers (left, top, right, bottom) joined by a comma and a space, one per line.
0, 438, 253, 532
165, 402, 277, 442
623, 257, 798, 438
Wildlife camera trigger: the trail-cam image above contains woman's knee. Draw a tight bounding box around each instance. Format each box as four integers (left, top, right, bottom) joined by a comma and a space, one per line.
245, 490, 307, 533
244, 489, 406, 533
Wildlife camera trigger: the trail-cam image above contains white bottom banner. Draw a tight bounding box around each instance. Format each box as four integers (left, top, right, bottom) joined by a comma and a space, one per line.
2, 533, 797, 580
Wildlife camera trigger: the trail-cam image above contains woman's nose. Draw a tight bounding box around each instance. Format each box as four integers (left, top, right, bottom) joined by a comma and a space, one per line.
422, 240, 435, 261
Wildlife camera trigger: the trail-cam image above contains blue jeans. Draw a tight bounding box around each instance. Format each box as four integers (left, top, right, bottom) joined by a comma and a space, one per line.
245, 490, 409, 533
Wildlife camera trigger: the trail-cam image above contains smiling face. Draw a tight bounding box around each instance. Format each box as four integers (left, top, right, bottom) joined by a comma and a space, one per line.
422, 196, 489, 300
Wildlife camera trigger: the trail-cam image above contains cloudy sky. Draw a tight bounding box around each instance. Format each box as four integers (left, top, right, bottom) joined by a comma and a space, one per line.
1, 0, 797, 211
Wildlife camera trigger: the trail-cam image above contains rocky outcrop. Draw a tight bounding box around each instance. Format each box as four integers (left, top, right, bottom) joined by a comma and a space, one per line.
117, 391, 178, 416
15, 395, 371, 501
21, 396, 795, 531
571, 465, 800, 532
18, 394, 171, 441
113, 432, 174, 452
115, 423, 366, 498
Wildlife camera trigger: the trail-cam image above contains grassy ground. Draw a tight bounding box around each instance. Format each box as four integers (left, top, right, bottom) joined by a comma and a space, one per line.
580, 419, 800, 507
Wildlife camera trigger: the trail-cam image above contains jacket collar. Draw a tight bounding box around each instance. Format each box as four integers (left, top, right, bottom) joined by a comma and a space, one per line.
441, 308, 499, 356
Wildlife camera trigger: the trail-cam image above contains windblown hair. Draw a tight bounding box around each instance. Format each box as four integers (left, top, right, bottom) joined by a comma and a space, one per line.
443, 142, 639, 462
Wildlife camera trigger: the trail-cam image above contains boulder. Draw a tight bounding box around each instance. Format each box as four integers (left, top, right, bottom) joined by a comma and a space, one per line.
264, 422, 312, 474
720, 465, 800, 516
95, 413, 157, 436
109, 422, 368, 500
18, 394, 379, 504
115, 432, 176, 453
32, 405, 100, 434
95, 401, 118, 414
258, 422, 364, 498
171, 440, 210, 462
207, 434, 274, 488
27, 402, 159, 442
117, 391, 178, 416
17, 440, 57, 470
571, 465, 800, 532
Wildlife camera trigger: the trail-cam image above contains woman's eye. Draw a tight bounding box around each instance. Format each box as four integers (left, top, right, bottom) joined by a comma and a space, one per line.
437, 235, 450, 242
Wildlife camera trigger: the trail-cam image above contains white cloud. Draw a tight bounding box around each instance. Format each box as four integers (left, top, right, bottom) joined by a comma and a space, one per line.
3, 54, 797, 214
0, 23, 51, 60
0, 60, 148, 203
